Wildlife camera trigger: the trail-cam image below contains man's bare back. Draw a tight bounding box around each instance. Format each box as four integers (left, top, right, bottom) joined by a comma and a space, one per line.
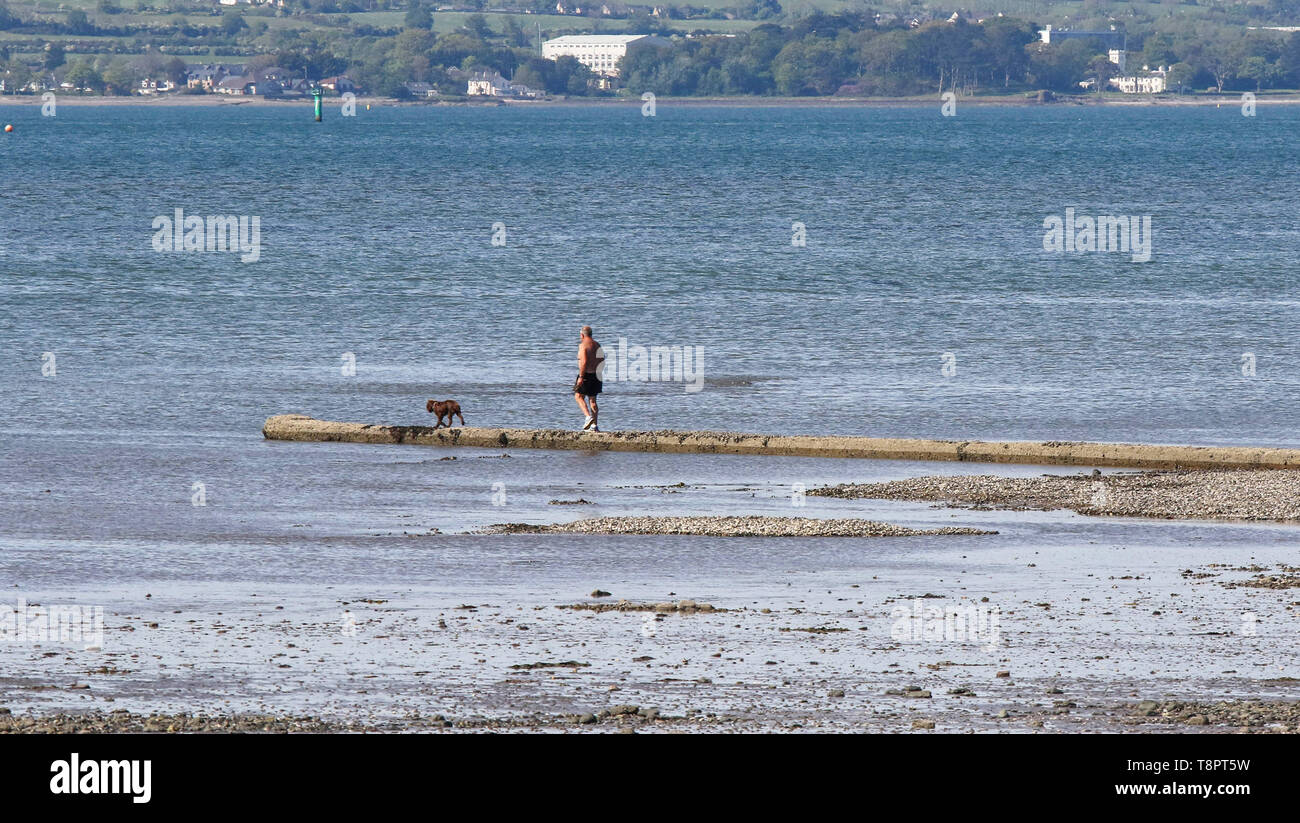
574, 325, 604, 431
578, 337, 601, 374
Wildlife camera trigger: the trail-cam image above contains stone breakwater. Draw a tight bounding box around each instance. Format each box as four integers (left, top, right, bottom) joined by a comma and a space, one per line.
480, 516, 996, 537
262, 414, 1300, 469
811, 469, 1300, 522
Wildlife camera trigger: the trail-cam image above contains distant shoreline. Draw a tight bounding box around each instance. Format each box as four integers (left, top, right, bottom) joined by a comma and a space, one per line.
5, 92, 1300, 108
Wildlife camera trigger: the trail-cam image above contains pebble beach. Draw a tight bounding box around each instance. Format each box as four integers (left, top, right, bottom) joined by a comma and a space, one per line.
812, 469, 1300, 522
481, 515, 998, 537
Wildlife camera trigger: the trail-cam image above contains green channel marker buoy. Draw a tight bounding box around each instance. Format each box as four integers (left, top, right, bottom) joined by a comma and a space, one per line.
313, 88, 322, 122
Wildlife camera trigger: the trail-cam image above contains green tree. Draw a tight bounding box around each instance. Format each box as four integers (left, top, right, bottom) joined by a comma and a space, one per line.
163, 56, 188, 85
503, 16, 528, 48
66, 9, 93, 35
1239, 55, 1281, 90
512, 59, 548, 91
1088, 54, 1115, 92
981, 17, 1036, 88
3, 59, 32, 93
221, 11, 247, 37
45, 43, 66, 71
1139, 31, 1177, 69
0, 2, 20, 30
465, 13, 492, 41
65, 61, 104, 93
102, 58, 140, 95
551, 54, 592, 95
404, 1, 433, 29
738, 0, 781, 19
1186, 35, 1243, 93
1166, 62, 1194, 94
1026, 40, 1093, 92
1281, 31, 1300, 85
772, 36, 849, 95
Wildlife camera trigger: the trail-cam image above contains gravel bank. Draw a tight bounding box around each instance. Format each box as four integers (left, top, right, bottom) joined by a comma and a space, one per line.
1123, 700, 1300, 731
480, 516, 997, 537
0, 708, 751, 733
811, 469, 1300, 522
7, 701, 1296, 733
0, 711, 354, 734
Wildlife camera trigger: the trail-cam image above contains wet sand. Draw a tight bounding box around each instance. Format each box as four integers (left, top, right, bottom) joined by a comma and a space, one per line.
2, 541, 1297, 733
4, 442, 1298, 734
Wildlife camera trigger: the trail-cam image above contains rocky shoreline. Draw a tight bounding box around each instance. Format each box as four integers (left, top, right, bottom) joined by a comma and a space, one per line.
0, 707, 750, 733
1124, 700, 1300, 731
0, 711, 354, 734
811, 469, 1300, 522
6, 700, 1297, 733
481, 515, 996, 537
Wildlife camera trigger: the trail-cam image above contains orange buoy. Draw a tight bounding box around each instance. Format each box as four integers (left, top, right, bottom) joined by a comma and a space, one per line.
3, 124, 12, 133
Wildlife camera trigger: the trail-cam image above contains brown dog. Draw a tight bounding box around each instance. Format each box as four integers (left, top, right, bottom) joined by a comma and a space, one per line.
426, 399, 465, 429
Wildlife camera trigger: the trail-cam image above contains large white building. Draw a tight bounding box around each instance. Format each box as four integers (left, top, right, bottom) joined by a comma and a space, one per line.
541, 34, 669, 77
1109, 72, 1167, 94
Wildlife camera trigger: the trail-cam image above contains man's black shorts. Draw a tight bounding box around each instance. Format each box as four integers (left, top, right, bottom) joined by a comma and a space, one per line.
573, 373, 602, 397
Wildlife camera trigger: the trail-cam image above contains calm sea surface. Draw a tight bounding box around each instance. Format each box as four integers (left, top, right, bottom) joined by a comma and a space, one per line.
2, 102, 1298, 558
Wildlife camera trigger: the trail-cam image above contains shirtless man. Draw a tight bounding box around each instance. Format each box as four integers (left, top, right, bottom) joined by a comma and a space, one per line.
574, 325, 604, 431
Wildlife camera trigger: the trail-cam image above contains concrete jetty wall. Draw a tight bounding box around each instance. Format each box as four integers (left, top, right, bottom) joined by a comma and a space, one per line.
261, 414, 1300, 470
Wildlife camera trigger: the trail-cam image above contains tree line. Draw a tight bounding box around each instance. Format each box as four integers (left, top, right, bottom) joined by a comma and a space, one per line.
620, 12, 1300, 97
6, 2, 1300, 97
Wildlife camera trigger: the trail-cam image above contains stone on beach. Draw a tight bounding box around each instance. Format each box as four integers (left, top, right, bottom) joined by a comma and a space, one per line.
481, 515, 996, 538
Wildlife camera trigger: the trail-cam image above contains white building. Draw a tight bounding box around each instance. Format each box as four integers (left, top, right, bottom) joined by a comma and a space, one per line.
138, 78, 176, 94
1109, 73, 1167, 94
541, 34, 670, 78
466, 71, 542, 99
